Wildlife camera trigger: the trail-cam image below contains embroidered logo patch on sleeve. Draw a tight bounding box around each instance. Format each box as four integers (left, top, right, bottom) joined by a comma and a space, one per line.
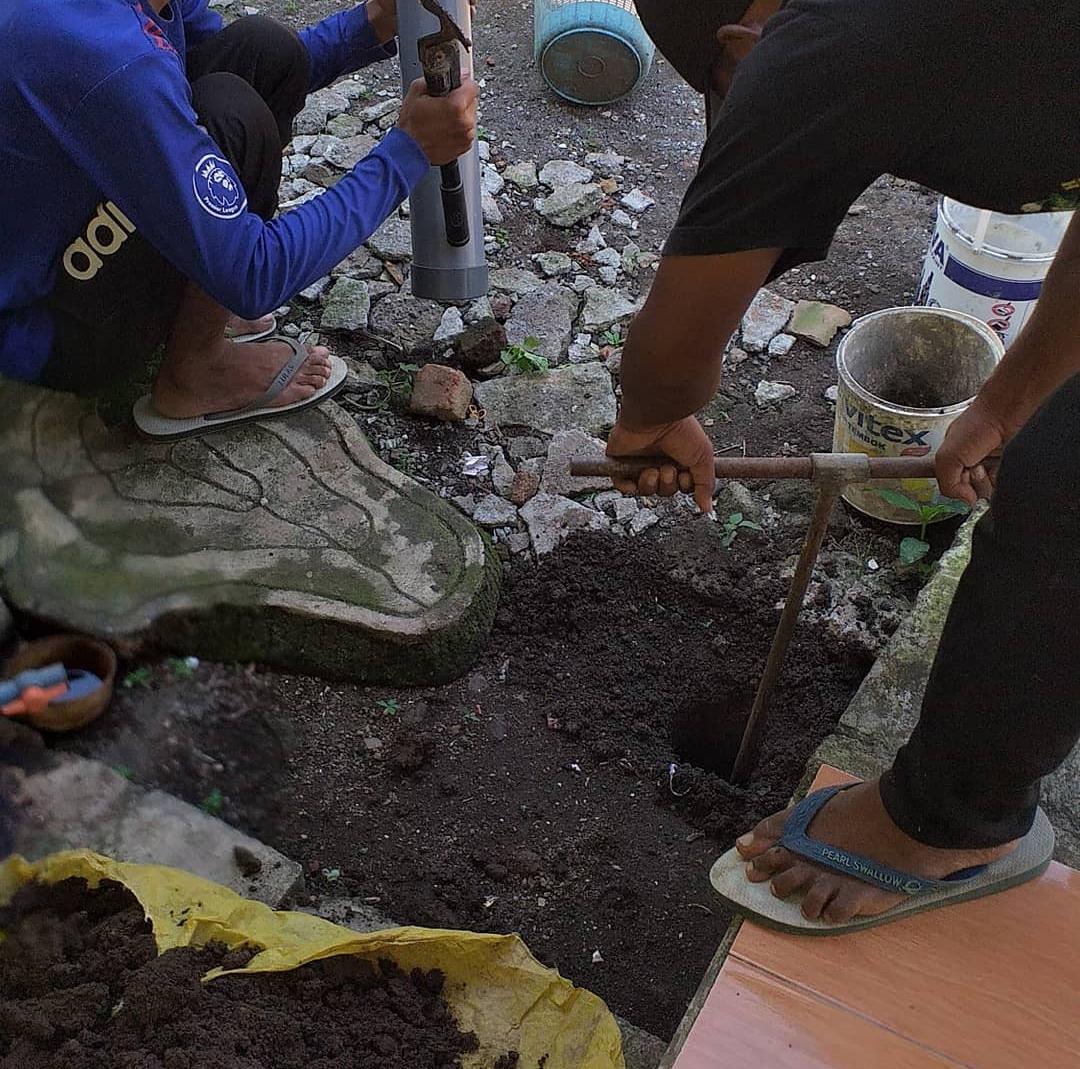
192, 154, 247, 219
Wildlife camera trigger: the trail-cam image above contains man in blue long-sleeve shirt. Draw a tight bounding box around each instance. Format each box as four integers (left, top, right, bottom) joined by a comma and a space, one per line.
0, 0, 477, 431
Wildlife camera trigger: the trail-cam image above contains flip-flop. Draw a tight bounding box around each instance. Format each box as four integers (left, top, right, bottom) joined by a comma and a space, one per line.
224, 315, 277, 344
710, 784, 1055, 936
132, 335, 347, 442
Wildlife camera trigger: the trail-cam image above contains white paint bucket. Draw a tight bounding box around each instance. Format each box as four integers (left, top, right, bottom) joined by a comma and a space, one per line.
832, 307, 1004, 524
918, 198, 1073, 347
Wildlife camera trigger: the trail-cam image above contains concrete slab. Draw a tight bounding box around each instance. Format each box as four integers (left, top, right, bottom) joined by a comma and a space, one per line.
804, 506, 1080, 866
0, 381, 499, 684
9, 754, 302, 905
614, 1016, 667, 1069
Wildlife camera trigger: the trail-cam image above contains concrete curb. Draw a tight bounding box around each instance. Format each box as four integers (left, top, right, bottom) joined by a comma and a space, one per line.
9, 754, 303, 905
803, 505, 1079, 866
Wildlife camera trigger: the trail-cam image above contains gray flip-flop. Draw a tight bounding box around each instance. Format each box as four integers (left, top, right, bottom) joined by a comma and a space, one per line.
224, 315, 277, 344
132, 335, 347, 442
711, 785, 1055, 936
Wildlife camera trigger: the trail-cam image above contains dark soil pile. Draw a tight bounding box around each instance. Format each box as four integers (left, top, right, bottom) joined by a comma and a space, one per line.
493, 530, 873, 842
0, 878, 503, 1069
54, 524, 878, 1039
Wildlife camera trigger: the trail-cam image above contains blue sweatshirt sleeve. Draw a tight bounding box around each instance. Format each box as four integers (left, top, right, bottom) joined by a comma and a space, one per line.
179, 0, 223, 49
300, 3, 397, 93
63, 55, 429, 319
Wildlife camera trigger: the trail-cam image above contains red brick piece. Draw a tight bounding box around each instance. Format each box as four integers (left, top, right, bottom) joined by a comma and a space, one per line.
409, 364, 473, 422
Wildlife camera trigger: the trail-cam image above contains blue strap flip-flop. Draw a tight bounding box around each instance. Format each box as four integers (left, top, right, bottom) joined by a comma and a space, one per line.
710, 784, 1055, 935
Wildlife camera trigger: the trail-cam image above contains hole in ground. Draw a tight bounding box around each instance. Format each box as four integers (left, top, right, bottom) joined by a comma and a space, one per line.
671, 689, 752, 779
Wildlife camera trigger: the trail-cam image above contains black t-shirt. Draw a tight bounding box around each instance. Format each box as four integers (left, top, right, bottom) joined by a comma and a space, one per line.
645, 1, 1080, 274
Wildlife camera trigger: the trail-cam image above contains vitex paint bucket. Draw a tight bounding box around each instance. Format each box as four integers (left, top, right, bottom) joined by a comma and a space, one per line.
917, 198, 1073, 348
833, 307, 1004, 524
534, 0, 655, 106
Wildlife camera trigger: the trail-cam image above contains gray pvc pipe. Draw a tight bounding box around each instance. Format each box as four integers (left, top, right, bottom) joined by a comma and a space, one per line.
396, 0, 489, 302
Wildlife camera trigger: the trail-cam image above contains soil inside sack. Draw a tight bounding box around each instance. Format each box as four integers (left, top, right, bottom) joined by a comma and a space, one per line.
0, 878, 514, 1069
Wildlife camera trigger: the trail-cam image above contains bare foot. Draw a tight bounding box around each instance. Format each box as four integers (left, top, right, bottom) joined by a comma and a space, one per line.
152, 337, 333, 420
735, 780, 1017, 923
226, 311, 275, 338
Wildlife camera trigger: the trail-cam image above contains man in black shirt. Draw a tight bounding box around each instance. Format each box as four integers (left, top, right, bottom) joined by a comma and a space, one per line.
612, 0, 1080, 931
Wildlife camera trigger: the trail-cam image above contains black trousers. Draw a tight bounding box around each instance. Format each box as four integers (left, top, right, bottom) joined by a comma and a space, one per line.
39, 17, 310, 393
880, 373, 1080, 849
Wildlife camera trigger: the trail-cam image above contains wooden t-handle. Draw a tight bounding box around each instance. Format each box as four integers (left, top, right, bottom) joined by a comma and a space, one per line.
568, 454, 939, 482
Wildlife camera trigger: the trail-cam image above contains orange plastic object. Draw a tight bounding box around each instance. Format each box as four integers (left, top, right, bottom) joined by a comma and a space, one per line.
1, 682, 69, 717
2, 636, 116, 732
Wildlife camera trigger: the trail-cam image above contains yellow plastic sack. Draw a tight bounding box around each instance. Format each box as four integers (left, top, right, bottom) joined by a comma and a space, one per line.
0, 850, 624, 1069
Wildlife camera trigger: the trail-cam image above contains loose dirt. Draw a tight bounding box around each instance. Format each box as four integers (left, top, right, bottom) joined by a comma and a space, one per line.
0, 877, 500, 1069
54, 514, 900, 1038
10, 0, 959, 1045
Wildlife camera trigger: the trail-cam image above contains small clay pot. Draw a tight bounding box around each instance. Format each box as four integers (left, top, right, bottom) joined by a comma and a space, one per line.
3, 635, 116, 732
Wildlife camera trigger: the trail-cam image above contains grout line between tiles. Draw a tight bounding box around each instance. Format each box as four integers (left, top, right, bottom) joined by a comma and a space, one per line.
725, 951, 978, 1069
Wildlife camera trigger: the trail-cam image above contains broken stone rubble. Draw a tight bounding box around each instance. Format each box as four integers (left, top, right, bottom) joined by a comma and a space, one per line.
741, 288, 796, 352
539, 159, 594, 187
539, 183, 604, 227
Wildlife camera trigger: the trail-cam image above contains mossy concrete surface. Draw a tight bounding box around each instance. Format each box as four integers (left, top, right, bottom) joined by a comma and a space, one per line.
805, 505, 1080, 866
0, 380, 498, 684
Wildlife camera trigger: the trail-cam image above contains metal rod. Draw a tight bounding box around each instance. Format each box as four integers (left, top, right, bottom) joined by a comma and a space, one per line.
729, 482, 842, 784
569, 454, 937, 482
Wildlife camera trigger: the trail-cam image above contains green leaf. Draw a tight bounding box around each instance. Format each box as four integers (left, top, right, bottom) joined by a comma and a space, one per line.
166, 656, 194, 679
728, 512, 743, 525
739, 520, 763, 532
934, 497, 971, 517
523, 336, 541, 351
123, 666, 152, 689
201, 788, 223, 816
720, 530, 736, 548
874, 488, 922, 513
899, 537, 930, 565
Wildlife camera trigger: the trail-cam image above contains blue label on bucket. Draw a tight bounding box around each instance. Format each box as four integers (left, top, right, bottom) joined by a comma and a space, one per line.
942, 256, 1043, 302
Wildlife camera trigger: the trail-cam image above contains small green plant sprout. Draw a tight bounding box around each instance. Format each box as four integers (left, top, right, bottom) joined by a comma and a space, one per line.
599, 327, 623, 347
390, 451, 415, 476
874, 489, 971, 565
493, 226, 510, 249
201, 788, 223, 816
123, 666, 152, 689
500, 336, 549, 375
720, 512, 762, 549
376, 697, 400, 716
113, 765, 135, 781
377, 363, 420, 400
166, 656, 197, 679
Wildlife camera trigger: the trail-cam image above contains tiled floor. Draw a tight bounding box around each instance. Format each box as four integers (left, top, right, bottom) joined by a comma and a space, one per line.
672, 766, 1080, 1069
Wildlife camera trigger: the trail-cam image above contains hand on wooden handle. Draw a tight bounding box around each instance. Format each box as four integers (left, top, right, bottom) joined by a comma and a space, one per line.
604, 417, 717, 514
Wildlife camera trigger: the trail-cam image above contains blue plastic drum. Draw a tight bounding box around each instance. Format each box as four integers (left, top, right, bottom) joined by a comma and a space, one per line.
534, 0, 656, 105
